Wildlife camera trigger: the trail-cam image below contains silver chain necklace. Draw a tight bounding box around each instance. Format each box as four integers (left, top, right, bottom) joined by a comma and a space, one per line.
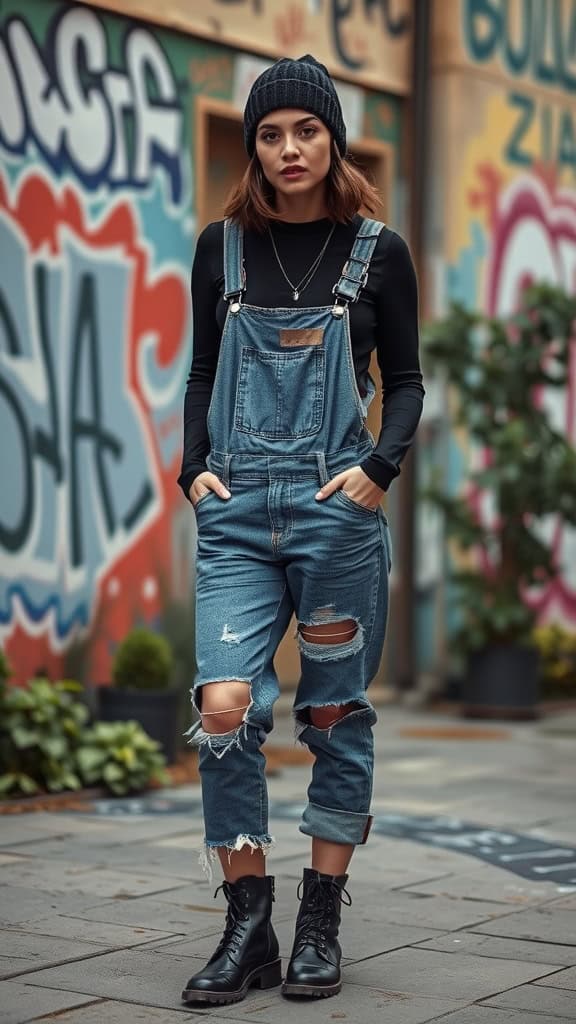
268, 222, 336, 301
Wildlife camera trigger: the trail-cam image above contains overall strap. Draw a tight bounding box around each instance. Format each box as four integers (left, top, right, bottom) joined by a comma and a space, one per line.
223, 218, 245, 300
333, 217, 385, 305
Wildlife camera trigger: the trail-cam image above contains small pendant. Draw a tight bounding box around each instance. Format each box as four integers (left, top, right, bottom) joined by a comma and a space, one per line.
293, 290, 299, 301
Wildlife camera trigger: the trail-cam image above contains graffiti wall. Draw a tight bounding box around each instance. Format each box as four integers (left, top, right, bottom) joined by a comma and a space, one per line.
1, 1, 405, 686
417, 0, 576, 671
0, 0, 199, 684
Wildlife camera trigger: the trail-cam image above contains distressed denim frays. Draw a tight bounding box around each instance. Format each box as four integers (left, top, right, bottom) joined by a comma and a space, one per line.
185, 218, 392, 875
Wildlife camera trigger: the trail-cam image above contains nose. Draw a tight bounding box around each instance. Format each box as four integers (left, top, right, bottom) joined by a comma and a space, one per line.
281, 133, 300, 158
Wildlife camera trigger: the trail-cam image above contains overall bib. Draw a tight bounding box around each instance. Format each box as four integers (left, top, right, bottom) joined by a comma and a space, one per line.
186, 217, 392, 871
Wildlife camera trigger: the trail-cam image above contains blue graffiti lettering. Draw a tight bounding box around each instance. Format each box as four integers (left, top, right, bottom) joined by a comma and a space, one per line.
505, 90, 576, 176
0, 6, 183, 201
463, 0, 576, 91
0, 217, 158, 637
332, 0, 410, 70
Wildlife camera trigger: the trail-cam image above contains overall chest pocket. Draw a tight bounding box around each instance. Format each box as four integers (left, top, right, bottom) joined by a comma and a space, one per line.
235, 345, 325, 439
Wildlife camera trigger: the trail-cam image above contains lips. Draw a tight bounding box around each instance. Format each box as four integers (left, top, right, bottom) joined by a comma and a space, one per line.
281, 167, 306, 177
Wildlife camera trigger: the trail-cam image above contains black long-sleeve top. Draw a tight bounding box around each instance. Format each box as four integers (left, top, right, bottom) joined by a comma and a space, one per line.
178, 215, 424, 499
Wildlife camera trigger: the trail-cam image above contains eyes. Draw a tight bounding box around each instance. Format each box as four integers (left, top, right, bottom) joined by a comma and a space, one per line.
259, 125, 319, 145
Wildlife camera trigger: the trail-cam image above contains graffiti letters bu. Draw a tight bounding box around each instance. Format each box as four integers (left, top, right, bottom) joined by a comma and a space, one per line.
463, 0, 576, 92
0, 6, 183, 200
0, 172, 188, 645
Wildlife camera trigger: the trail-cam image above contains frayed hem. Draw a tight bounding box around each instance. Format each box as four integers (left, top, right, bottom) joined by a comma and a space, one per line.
198, 835, 275, 882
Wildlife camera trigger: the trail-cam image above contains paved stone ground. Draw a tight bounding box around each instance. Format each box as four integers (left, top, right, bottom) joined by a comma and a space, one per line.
1, 706, 576, 1023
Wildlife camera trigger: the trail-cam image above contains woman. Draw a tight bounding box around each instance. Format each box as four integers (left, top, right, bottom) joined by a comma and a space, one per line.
177, 55, 424, 1005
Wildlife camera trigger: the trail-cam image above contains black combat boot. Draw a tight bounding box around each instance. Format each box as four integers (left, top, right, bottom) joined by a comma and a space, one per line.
181, 874, 281, 1005
282, 867, 352, 998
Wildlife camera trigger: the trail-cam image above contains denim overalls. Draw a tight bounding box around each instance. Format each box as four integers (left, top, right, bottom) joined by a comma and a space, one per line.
186, 217, 392, 874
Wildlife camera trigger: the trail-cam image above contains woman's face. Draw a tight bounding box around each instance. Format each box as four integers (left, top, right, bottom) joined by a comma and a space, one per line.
255, 108, 332, 200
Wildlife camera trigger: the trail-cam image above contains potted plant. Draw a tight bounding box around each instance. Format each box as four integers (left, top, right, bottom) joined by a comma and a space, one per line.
423, 283, 576, 718
0, 668, 168, 799
99, 627, 179, 763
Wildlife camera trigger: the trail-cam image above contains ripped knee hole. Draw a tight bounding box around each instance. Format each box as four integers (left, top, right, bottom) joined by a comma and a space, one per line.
298, 618, 357, 645
305, 701, 364, 730
197, 680, 252, 735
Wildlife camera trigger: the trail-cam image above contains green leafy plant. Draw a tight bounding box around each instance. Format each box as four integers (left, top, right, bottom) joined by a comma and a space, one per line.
0, 673, 169, 799
112, 627, 173, 691
77, 720, 170, 795
423, 283, 576, 653
533, 623, 576, 698
0, 677, 88, 796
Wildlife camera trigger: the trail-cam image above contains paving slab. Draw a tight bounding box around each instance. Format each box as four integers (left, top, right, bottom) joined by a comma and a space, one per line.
32, 1001, 247, 1023
482, 980, 576, 1017
0, 858, 187, 899
545, 893, 576, 910
2, 915, 175, 947
0, 886, 101, 927
348, 888, 515, 931
415, 930, 576, 966
75, 897, 214, 935
0, 837, 204, 881
474, 908, 576, 945
0, 930, 111, 979
344, 948, 560, 1000
398, 866, 563, 907
214, 988, 468, 1024
0, 981, 98, 1024
20, 948, 231, 1010
426, 1008, 573, 1024
31, 1001, 195, 1023
535, 965, 576, 990
0, 821, 71, 847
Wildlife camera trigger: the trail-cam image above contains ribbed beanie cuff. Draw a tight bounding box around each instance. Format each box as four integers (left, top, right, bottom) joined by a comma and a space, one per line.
244, 54, 346, 157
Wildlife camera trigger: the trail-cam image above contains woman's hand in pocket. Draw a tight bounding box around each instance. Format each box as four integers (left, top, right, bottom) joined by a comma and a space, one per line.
189, 472, 231, 508
315, 466, 384, 510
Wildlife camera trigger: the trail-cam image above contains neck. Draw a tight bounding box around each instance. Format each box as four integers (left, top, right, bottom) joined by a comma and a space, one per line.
273, 184, 329, 223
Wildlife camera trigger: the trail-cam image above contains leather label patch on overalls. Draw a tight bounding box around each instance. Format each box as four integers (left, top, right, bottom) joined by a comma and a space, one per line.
280, 328, 324, 348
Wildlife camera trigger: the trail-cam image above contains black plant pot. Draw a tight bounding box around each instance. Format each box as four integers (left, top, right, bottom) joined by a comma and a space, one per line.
98, 686, 180, 764
462, 644, 540, 720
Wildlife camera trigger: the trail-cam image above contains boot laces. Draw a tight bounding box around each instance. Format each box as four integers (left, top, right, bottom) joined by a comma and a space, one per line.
212, 882, 249, 959
294, 877, 352, 954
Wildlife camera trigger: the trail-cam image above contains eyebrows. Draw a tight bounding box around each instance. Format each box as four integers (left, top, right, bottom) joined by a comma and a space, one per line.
257, 115, 320, 132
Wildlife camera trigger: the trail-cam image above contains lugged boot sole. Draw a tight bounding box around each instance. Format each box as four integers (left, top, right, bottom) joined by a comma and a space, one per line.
181, 957, 282, 1005
281, 980, 342, 998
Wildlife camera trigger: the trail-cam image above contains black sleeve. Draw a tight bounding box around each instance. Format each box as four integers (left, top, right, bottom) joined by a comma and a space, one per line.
177, 223, 223, 501
360, 231, 425, 491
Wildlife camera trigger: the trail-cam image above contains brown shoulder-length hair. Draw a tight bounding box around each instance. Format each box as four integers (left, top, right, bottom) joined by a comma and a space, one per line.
223, 143, 381, 231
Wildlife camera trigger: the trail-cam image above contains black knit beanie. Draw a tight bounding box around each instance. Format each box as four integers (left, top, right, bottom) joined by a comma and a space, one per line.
243, 54, 346, 158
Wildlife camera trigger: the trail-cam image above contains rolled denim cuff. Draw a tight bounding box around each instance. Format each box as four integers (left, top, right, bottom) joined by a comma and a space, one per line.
299, 801, 373, 845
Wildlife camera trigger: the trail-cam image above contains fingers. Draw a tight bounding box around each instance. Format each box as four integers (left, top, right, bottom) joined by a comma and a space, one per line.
315, 472, 345, 500
189, 472, 231, 507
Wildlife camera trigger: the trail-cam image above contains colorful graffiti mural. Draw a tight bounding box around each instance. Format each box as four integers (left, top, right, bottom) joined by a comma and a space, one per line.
0, 1, 192, 683
436, 3, 576, 631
